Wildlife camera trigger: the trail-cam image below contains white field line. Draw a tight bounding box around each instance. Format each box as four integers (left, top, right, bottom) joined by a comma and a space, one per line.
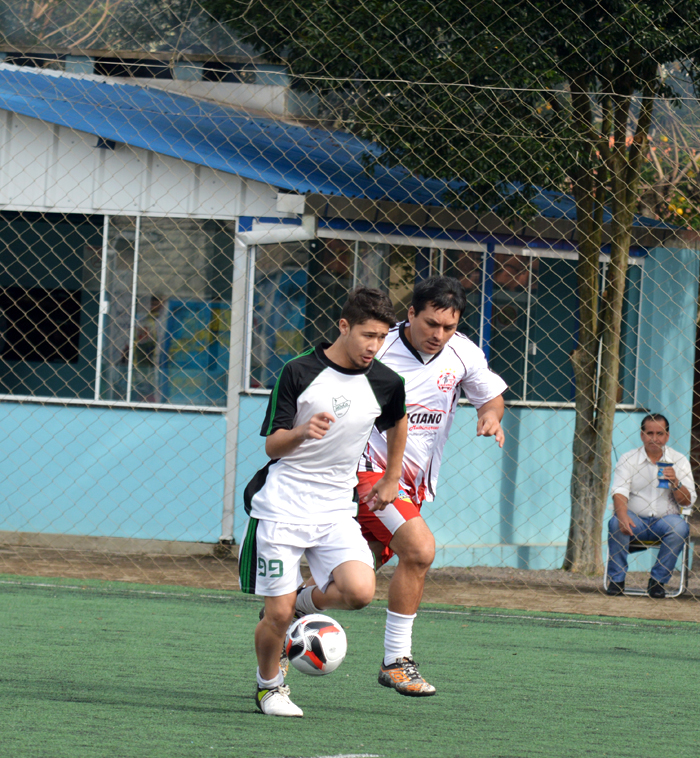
0, 579, 690, 630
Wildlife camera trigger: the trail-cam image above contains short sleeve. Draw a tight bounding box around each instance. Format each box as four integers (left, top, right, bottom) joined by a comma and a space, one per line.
374, 375, 406, 433
261, 362, 299, 436
610, 452, 633, 499
457, 345, 508, 407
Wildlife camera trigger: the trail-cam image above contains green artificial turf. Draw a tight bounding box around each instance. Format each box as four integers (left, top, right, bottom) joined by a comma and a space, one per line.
1, 574, 698, 758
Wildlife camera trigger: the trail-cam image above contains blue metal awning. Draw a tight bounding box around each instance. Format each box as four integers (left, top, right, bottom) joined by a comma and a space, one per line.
0, 64, 673, 230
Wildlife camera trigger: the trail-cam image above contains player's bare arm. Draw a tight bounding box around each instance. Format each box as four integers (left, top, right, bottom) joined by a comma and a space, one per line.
367, 413, 408, 512
265, 412, 336, 458
476, 395, 505, 448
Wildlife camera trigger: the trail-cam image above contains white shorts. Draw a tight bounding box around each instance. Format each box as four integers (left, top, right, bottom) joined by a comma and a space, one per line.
238, 516, 374, 597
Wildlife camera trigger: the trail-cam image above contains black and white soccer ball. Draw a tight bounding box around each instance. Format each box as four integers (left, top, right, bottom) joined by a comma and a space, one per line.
284, 613, 347, 676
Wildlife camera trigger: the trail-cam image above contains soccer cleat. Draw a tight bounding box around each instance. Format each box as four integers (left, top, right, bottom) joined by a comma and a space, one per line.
279, 648, 290, 678
255, 684, 304, 717
647, 578, 666, 598
378, 657, 437, 697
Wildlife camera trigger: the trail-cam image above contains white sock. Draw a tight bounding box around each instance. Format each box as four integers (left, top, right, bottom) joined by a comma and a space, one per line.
383, 609, 416, 666
295, 586, 321, 616
256, 667, 284, 689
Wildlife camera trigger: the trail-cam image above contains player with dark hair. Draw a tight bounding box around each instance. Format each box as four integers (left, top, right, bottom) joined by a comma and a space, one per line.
240, 287, 408, 717
357, 275, 507, 696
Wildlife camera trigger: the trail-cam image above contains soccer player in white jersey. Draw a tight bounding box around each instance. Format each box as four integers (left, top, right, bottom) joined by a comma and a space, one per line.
356, 276, 507, 696
239, 288, 408, 717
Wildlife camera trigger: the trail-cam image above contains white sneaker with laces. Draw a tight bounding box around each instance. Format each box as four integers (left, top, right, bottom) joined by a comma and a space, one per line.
255, 684, 304, 717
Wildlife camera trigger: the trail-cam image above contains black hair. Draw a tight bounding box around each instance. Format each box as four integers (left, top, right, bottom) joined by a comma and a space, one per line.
641, 413, 670, 433
411, 276, 467, 316
341, 287, 397, 328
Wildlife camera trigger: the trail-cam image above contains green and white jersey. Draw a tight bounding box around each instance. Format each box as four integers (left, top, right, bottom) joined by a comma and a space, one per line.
244, 345, 406, 524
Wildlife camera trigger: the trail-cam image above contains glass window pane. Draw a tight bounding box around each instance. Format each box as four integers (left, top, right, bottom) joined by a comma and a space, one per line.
99, 216, 135, 402
251, 238, 353, 389
99, 217, 234, 406
527, 257, 577, 402
443, 249, 482, 343
305, 238, 354, 346
488, 253, 534, 400
0, 212, 101, 399
389, 245, 418, 321
136, 218, 233, 406
619, 263, 642, 405
357, 241, 390, 289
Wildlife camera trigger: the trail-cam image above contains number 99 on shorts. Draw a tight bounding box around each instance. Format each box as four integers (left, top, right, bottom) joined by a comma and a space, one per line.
258, 557, 284, 577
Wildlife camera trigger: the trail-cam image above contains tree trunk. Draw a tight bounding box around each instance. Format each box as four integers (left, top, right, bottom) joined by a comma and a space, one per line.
565, 165, 605, 573
564, 80, 654, 573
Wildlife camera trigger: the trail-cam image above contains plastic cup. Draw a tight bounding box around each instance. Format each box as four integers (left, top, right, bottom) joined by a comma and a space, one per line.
657, 461, 672, 489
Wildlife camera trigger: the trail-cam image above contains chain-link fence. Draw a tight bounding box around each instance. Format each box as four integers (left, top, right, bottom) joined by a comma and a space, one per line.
1, 0, 700, 620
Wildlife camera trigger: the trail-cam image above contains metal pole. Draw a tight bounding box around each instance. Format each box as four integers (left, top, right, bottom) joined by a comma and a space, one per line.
94, 215, 110, 400
481, 242, 495, 358
126, 215, 141, 402
220, 231, 251, 544
522, 256, 534, 401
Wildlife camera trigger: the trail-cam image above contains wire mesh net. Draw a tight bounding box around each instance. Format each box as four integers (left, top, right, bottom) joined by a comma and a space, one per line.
0, 0, 699, 620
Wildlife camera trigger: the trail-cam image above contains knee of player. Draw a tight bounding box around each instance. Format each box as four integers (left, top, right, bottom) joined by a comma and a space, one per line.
398, 537, 435, 570
343, 584, 375, 610
262, 605, 296, 632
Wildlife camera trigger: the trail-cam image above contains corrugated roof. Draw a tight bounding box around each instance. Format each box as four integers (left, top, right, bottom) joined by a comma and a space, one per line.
0, 63, 455, 206
0, 63, 673, 230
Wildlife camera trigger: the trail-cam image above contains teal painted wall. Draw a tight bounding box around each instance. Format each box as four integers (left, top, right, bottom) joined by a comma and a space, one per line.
234, 397, 664, 569
637, 246, 699, 452
1, 246, 696, 568
0, 403, 226, 541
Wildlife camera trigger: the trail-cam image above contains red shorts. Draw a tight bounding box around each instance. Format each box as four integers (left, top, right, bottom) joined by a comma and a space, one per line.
356, 471, 423, 567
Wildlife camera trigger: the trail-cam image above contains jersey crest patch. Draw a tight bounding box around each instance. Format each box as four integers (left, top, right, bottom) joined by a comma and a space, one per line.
332, 395, 351, 418
437, 369, 458, 393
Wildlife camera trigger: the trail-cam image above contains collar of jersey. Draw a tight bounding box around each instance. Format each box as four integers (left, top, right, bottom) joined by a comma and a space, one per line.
399, 322, 444, 364
316, 344, 372, 375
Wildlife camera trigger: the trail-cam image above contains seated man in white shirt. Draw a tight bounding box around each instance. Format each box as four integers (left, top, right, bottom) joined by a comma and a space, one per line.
606, 413, 696, 598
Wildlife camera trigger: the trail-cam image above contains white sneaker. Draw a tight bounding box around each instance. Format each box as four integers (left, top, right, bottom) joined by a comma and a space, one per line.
255, 684, 303, 717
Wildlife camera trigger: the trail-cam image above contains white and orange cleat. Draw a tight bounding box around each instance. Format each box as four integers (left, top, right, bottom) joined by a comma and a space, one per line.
378, 657, 436, 697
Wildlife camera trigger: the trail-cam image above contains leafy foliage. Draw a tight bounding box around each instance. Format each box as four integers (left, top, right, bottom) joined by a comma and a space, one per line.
0, 0, 244, 54
205, 0, 700, 223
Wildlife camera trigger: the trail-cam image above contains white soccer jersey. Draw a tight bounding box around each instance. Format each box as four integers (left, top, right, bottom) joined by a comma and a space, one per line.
361, 323, 507, 502
245, 345, 406, 524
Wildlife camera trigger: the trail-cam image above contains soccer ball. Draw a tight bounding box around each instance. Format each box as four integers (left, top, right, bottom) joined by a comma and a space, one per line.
284, 614, 347, 676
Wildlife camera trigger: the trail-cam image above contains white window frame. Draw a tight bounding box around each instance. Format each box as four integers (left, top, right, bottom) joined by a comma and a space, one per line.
243, 230, 646, 409
0, 212, 236, 414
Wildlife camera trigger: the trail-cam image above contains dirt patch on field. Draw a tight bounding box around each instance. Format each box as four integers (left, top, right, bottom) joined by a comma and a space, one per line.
1, 545, 698, 623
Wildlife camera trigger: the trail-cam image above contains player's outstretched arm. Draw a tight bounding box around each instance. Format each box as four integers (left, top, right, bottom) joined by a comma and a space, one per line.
476, 395, 505, 448
265, 412, 335, 459
367, 414, 408, 512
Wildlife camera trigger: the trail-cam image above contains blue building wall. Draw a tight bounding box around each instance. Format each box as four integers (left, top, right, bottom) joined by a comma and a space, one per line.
637, 246, 699, 453
0, 403, 226, 542
1, 245, 696, 567
234, 397, 654, 569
